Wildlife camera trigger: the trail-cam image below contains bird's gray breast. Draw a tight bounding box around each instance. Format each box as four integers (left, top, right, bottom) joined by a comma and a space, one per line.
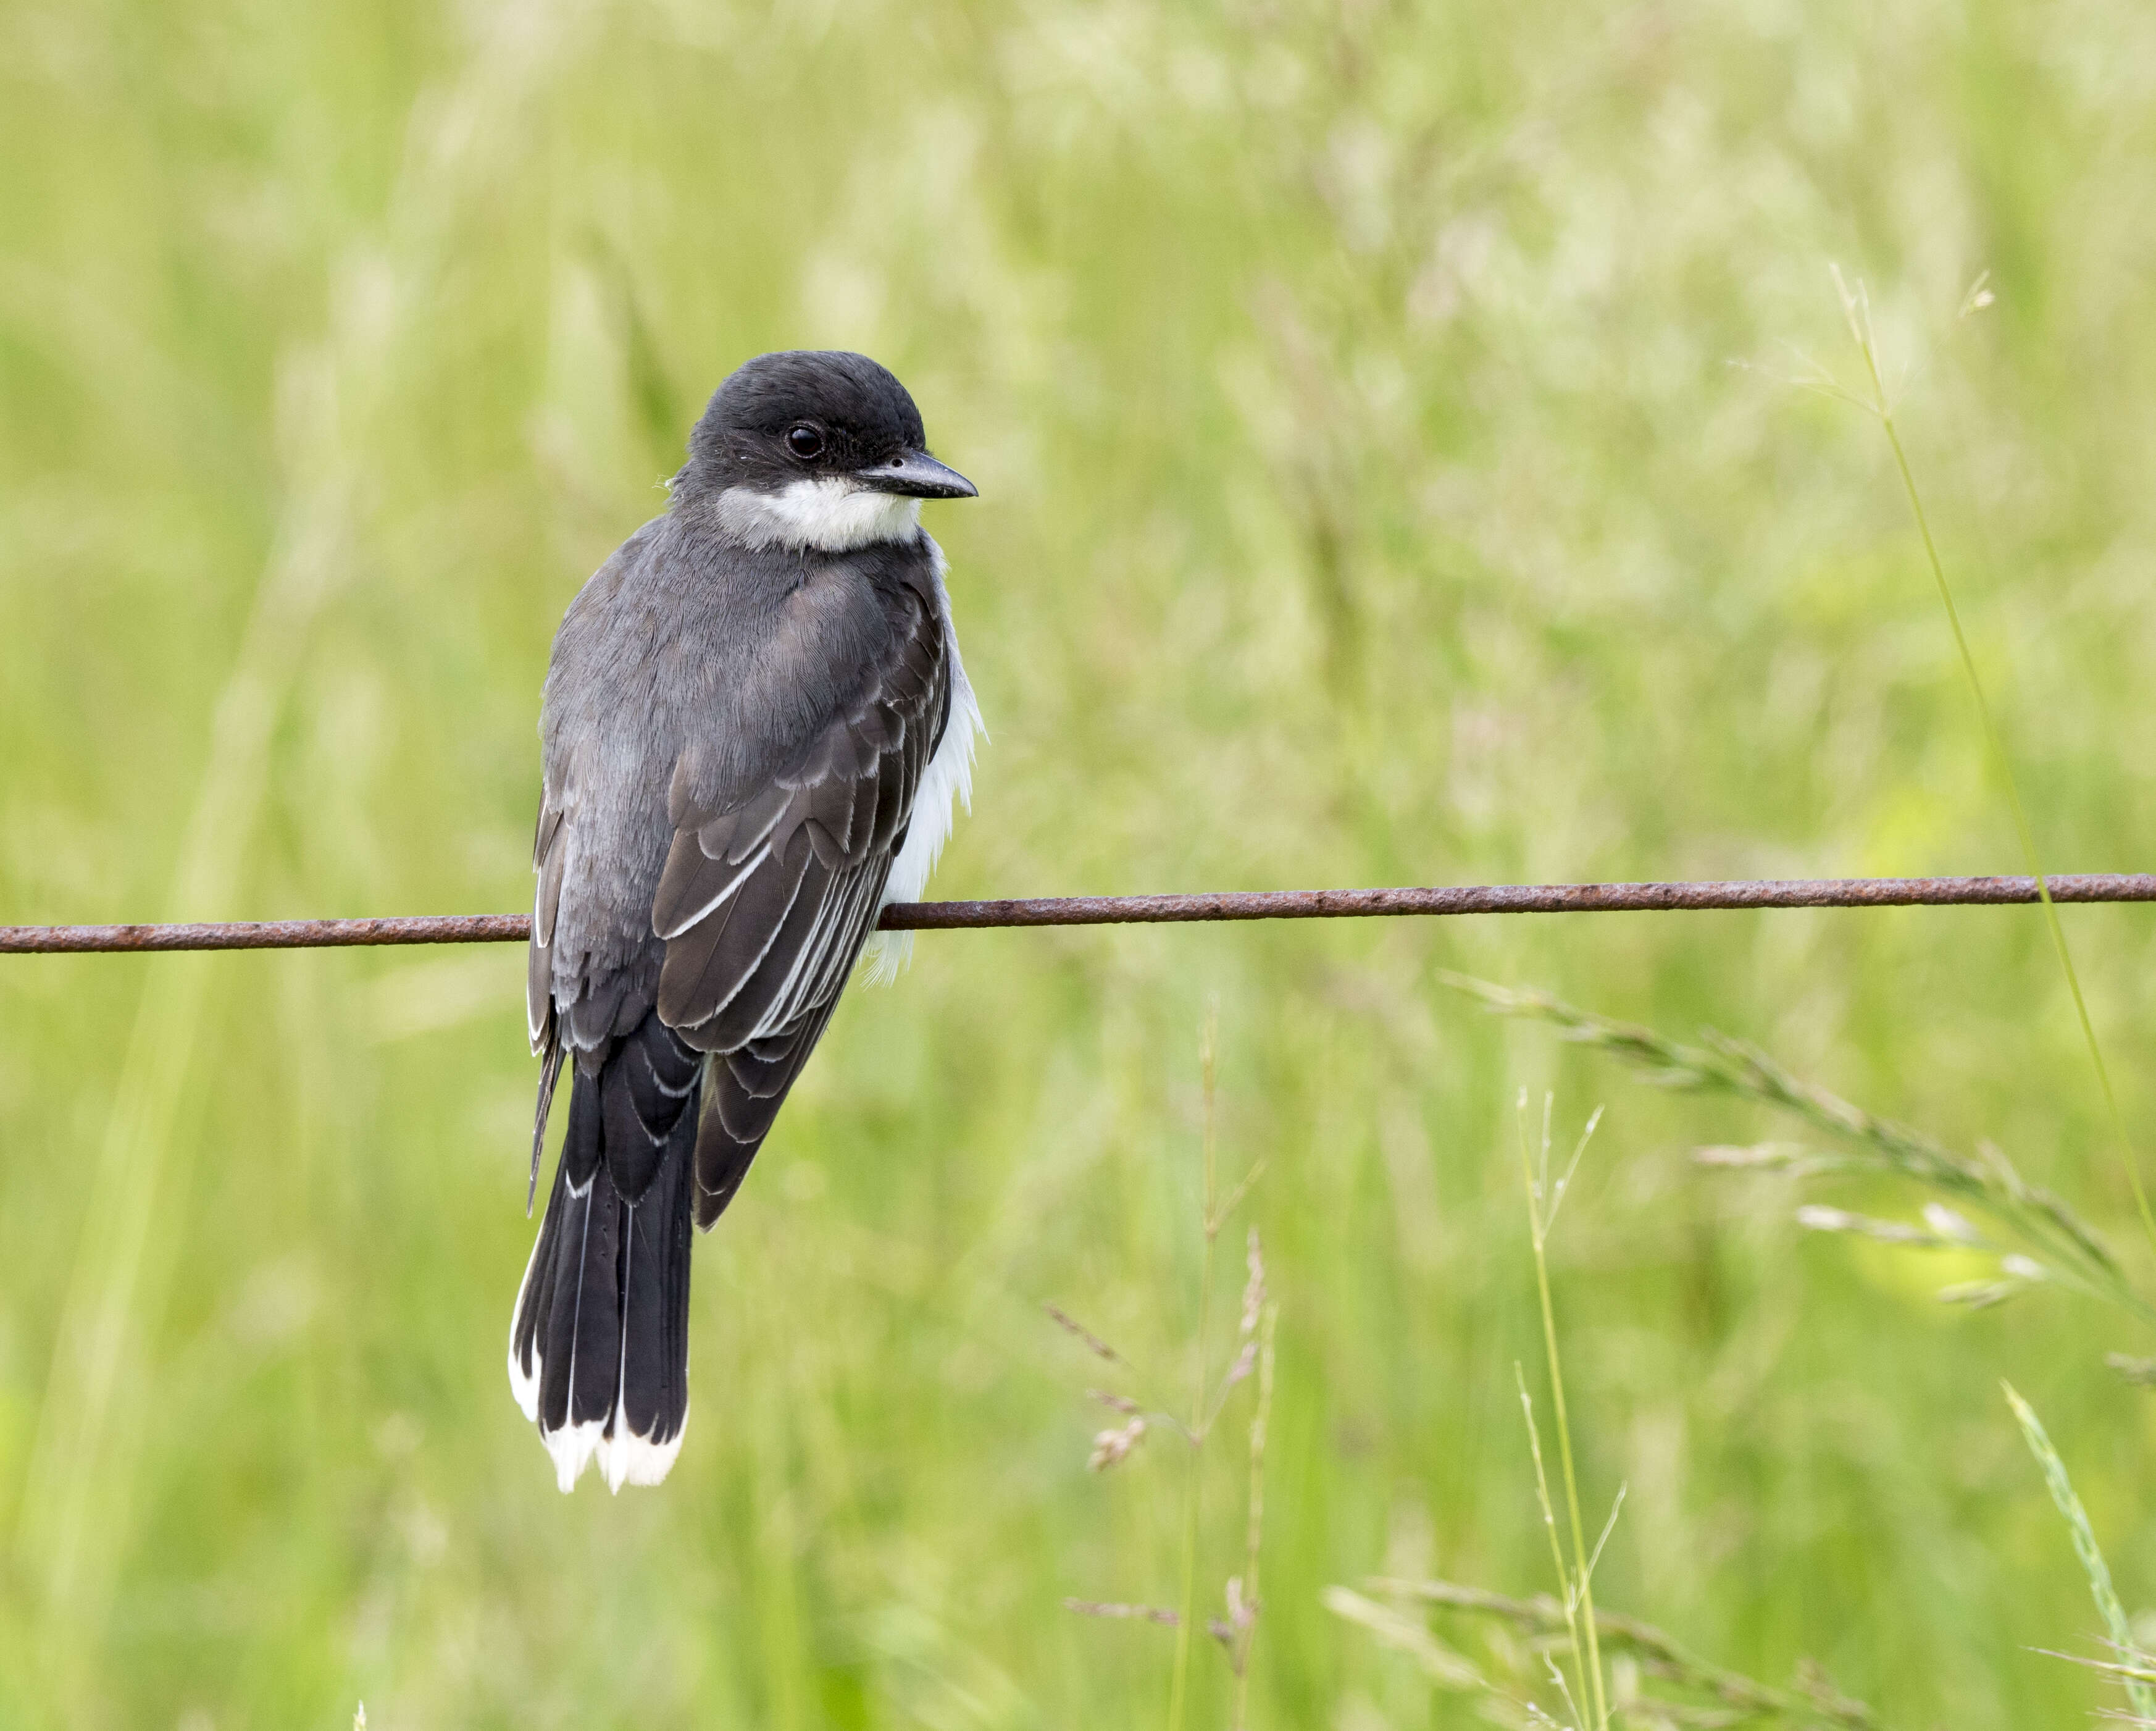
537, 517, 937, 1045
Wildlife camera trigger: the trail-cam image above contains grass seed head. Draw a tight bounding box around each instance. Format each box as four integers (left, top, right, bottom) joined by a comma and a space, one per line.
2106, 1354, 2156, 1388
1045, 1302, 1122, 1363
1064, 1598, 1179, 1625
1241, 1226, 1267, 1336
1088, 1416, 1147, 1471
1220, 1336, 1258, 1396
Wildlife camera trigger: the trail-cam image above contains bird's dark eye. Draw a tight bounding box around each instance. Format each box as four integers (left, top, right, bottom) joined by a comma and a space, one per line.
785, 425, 824, 459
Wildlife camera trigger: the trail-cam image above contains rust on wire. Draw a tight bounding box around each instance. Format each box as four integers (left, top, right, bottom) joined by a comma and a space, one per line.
0, 913, 533, 955
3, 874, 2154, 955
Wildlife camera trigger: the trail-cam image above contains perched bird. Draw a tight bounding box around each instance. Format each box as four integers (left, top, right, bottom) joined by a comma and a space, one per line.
509, 351, 982, 1492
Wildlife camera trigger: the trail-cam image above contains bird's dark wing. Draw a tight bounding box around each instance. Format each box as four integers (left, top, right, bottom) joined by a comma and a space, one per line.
651, 579, 949, 1225
527, 800, 567, 1052
524, 800, 570, 1204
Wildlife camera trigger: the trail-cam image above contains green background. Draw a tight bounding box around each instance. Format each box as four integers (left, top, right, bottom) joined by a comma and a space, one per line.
4, 0, 2155, 1724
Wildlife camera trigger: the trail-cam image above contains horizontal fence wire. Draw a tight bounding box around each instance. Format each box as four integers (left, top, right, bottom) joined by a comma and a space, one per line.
3, 873, 2154, 955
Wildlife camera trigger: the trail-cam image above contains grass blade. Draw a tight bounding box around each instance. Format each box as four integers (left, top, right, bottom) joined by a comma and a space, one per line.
1831, 267, 2156, 1259
2002, 1381, 2156, 1721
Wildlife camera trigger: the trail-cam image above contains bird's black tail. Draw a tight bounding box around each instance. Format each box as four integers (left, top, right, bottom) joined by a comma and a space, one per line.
509, 1010, 700, 1493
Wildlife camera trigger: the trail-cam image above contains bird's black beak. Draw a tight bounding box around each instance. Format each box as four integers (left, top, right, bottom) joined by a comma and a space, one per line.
862, 450, 978, 499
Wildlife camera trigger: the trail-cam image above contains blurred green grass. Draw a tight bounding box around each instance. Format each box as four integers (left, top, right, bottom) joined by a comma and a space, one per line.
5, 0, 2156, 1724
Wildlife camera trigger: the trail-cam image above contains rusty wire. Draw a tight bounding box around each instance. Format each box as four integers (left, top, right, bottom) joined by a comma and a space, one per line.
2, 873, 2153, 955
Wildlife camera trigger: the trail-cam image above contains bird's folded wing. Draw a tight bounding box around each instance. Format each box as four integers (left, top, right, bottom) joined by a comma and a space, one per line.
527, 800, 567, 1052
650, 586, 948, 1055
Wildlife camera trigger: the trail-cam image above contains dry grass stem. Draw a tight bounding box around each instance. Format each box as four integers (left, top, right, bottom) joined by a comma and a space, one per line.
1229, 1301, 1279, 1730
1066, 1599, 1184, 1626
1210, 1159, 1271, 1238
1168, 1000, 1224, 1731
1043, 1302, 1128, 1365
1201, 1228, 1269, 1435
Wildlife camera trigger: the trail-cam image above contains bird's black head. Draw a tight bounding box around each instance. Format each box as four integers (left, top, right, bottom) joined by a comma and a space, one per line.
679, 352, 976, 538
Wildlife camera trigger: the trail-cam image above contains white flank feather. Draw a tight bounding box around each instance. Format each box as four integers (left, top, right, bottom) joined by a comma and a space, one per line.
863, 538, 983, 983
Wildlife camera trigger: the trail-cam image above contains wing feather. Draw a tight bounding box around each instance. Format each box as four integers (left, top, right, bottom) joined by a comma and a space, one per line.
719, 854, 888, 1050
652, 831, 764, 942
714, 785, 792, 863
651, 574, 950, 1222
528, 797, 568, 1050
656, 827, 815, 1028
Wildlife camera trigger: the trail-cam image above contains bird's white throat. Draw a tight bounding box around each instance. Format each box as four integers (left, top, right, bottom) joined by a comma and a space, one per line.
712, 479, 924, 553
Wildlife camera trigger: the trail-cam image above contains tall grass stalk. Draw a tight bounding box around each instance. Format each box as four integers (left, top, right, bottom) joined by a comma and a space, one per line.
1517, 1092, 1610, 1731
1167, 999, 1222, 1731
1515, 1364, 1589, 1719
1829, 267, 2156, 1259
2002, 1381, 2156, 1721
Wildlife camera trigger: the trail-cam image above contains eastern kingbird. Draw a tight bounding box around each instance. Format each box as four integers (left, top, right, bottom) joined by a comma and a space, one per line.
509, 351, 982, 1492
